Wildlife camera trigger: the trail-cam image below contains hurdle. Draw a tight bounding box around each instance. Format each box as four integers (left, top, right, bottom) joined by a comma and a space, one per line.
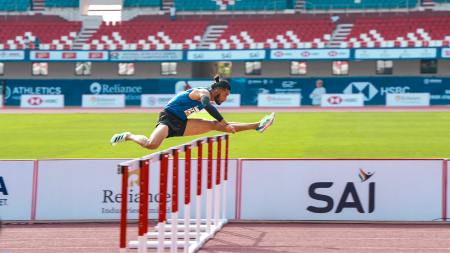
118, 134, 229, 253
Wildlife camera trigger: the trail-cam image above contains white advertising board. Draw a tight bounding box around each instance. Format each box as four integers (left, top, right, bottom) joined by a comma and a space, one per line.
0, 50, 25, 60
0, 95, 3, 108
0, 160, 35, 220
447, 160, 449, 220
441, 48, 450, 58
355, 48, 437, 59
30, 51, 108, 61
212, 94, 241, 108
321, 94, 364, 107
110, 51, 183, 61
239, 160, 443, 221
257, 94, 300, 107
141, 94, 175, 108
386, 93, 430, 107
82, 94, 125, 108
187, 50, 265, 61
20, 94, 64, 108
35, 159, 237, 220
270, 49, 350, 59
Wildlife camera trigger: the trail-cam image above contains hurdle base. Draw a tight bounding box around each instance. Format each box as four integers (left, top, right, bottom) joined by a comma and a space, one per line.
146, 232, 198, 239
154, 219, 228, 232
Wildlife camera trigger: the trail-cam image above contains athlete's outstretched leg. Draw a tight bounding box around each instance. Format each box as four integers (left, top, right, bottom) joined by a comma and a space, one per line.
183, 119, 256, 136
111, 125, 169, 150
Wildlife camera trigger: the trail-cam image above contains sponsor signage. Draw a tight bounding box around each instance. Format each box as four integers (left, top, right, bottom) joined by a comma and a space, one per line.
257, 94, 301, 107
187, 50, 265, 61
34, 159, 237, 220
0, 50, 25, 60
270, 49, 350, 59
321, 94, 364, 107
30, 51, 108, 61
239, 160, 443, 221
442, 48, 450, 58
0, 161, 35, 220
82, 94, 125, 108
386, 93, 430, 107
110, 51, 183, 61
212, 94, 241, 108
20, 94, 64, 108
141, 94, 175, 108
355, 48, 437, 59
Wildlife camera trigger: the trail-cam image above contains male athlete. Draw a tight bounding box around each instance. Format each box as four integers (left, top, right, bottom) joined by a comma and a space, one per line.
110, 75, 275, 149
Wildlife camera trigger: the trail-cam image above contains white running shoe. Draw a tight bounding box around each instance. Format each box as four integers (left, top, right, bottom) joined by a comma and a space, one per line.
110, 132, 130, 146
256, 113, 275, 133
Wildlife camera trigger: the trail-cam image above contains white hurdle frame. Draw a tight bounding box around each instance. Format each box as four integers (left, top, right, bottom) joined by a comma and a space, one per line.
119, 134, 229, 253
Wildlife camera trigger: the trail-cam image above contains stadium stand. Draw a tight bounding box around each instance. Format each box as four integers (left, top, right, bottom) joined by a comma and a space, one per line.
0, 21, 82, 49
303, 0, 418, 9
211, 19, 335, 49
45, 0, 79, 7
342, 16, 450, 48
0, 0, 30, 11
85, 21, 208, 50
123, 0, 160, 7
175, 0, 291, 11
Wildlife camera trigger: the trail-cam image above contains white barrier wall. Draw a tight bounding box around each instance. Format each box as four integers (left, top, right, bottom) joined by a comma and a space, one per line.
238, 159, 444, 221
0, 160, 35, 220
0, 95, 3, 108
35, 159, 237, 220
257, 94, 301, 107
82, 94, 125, 108
321, 94, 364, 107
386, 93, 430, 107
20, 95, 64, 108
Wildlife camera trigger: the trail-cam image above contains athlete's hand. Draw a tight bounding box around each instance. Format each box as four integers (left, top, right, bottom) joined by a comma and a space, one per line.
225, 124, 236, 134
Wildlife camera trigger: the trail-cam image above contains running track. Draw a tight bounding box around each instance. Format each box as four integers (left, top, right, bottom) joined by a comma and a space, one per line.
2, 222, 450, 253
1, 105, 450, 113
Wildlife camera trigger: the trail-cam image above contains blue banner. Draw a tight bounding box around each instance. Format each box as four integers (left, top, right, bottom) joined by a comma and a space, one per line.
4, 77, 450, 106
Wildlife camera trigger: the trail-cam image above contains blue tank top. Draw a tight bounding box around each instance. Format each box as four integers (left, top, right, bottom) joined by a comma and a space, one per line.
165, 88, 205, 120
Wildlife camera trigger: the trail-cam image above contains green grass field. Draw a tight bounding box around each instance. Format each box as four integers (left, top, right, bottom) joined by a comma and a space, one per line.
1, 112, 450, 159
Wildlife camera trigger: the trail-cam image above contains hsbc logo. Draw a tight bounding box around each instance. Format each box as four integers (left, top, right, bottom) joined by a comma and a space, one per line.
327, 96, 342, 104
274, 51, 283, 57
328, 51, 338, 57
28, 97, 43, 105
343, 82, 379, 101
301, 51, 310, 57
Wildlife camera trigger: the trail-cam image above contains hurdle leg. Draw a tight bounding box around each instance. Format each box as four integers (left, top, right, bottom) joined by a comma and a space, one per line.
158, 154, 169, 253
171, 149, 179, 253
184, 145, 192, 253
214, 137, 222, 227
119, 165, 128, 253
222, 135, 229, 220
206, 138, 213, 233
196, 140, 203, 242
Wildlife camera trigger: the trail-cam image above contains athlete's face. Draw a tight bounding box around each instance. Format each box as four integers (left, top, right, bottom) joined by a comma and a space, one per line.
214, 89, 230, 105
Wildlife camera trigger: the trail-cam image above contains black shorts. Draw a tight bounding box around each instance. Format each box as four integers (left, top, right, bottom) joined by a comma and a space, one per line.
156, 109, 188, 138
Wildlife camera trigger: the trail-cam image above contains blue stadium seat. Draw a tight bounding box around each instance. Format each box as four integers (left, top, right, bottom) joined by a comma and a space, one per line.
45, 0, 79, 8
175, 0, 291, 11
0, 0, 30, 11
304, 0, 418, 9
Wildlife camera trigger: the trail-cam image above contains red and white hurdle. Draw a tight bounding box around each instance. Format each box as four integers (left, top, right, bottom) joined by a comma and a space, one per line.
118, 134, 229, 253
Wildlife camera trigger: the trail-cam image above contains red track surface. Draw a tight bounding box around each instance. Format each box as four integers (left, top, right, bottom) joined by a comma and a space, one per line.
1, 105, 450, 114
2, 222, 450, 253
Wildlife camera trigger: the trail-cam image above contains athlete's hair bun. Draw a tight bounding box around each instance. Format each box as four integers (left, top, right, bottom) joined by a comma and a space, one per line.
214, 75, 221, 83
211, 74, 232, 91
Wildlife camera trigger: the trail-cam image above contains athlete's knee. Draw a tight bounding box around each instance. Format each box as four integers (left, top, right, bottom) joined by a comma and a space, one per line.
143, 140, 160, 150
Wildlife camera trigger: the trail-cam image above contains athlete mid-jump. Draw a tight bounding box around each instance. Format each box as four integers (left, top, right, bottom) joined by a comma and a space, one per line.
110, 75, 275, 149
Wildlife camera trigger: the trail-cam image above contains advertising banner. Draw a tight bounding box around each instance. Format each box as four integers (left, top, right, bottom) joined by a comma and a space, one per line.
386, 93, 430, 107
30, 51, 108, 61
257, 94, 301, 107
20, 94, 64, 108
355, 48, 437, 59
0, 50, 25, 60
0, 95, 3, 108
213, 94, 241, 108
35, 159, 237, 220
239, 159, 443, 221
441, 48, 450, 58
82, 94, 125, 108
110, 51, 183, 61
187, 50, 265, 61
141, 94, 175, 108
0, 160, 35, 220
270, 49, 350, 60
321, 94, 364, 107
